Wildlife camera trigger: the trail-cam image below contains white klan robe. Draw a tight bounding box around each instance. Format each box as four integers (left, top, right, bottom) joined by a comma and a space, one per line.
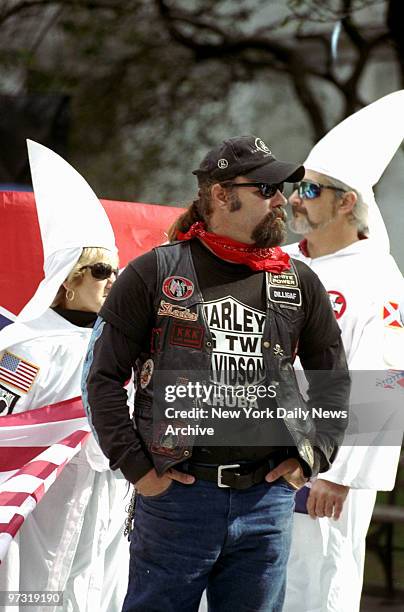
0, 312, 129, 612
0, 141, 129, 612
283, 237, 404, 612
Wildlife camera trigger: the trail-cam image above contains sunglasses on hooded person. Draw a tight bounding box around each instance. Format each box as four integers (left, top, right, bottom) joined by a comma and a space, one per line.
293, 180, 347, 200
79, 262, 119, 280
223, 181, 285, 198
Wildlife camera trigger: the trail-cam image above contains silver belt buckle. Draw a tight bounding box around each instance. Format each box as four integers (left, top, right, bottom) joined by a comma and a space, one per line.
217, 464, 240, 488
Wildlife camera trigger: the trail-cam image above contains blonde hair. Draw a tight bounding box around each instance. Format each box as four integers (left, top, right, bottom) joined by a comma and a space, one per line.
52, 247, 119, 308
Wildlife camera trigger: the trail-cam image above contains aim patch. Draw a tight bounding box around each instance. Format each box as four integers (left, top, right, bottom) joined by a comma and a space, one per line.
0, 383, 21, 415
157, 299, 198, 322
268, 286, 302, 307
170, 322, 204, 349
0, 351, 39, 394
162, 276, 194, 301
383, 301, 404, 328
140, 359, 154, 389
268, 272, 298, 287
327, 290, 347, 320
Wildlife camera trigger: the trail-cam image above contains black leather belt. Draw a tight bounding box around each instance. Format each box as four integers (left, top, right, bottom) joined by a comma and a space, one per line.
181, 455, 283, 490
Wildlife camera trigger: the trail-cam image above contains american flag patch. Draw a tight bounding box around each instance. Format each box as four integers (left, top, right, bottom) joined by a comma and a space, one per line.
0, 352, 39, 393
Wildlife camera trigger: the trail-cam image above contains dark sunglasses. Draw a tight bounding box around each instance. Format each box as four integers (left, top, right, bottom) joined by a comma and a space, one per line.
226, 182, 284, 198
293, 181, 345, 200
80, 262, 119, 280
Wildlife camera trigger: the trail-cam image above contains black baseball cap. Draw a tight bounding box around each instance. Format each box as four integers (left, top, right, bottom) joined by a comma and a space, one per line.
193, 135, 305, 184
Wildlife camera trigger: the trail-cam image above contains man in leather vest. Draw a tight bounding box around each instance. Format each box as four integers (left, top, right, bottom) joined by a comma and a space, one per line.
83, 135, 350, 612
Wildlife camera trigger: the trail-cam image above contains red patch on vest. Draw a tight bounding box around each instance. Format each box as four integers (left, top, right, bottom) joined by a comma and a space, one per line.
162, 276, 194, 301
170, 322, 204, 349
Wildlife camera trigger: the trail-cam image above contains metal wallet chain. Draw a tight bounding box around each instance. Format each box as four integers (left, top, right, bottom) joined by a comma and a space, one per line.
124, 487, 137, 539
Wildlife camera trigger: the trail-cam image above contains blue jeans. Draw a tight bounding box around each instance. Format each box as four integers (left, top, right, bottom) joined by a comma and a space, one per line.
122, 477, 296, 612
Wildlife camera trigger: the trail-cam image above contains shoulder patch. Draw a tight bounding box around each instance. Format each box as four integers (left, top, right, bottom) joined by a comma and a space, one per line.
383, 301, 403, 328
0, 383, 21, 415
327, 290, 347, 319
140, 359, 154, 389
0, 351, 39, 394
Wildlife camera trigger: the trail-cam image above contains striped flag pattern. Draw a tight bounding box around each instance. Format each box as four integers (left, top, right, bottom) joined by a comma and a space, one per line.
0, 397, 90, 562
0, 351, 39, 393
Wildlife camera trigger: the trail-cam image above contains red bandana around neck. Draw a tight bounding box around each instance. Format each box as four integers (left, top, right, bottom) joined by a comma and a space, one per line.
177, 222, 291, 273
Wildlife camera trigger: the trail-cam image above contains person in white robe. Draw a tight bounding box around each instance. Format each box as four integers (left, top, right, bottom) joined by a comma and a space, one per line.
0, 141, 130, 612
283, 90, 404, 612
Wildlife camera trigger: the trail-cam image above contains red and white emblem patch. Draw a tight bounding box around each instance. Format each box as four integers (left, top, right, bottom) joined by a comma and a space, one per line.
140, 359, 154, 389
327, 290, 347, 320
162, 276, 194, 301
383, 301, 404, 328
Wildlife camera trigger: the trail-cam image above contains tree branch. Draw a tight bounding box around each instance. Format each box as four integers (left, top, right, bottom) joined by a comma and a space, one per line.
387, 0, 404, 87
341, 0, 366, 50
288, 51, 328, 141
0, 0, 123, 26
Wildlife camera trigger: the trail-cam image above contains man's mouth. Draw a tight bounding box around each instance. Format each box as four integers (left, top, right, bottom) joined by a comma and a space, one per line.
292, 206, 307, 217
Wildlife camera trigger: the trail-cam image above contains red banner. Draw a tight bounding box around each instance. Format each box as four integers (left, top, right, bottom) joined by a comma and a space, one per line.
1, 191, 182, 315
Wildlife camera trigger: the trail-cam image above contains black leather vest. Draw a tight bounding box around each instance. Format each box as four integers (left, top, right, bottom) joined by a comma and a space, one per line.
134, 241, 326, 476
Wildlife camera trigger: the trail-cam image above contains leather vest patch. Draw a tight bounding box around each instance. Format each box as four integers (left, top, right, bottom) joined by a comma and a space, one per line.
268, 271, 298, 287
170, 322, 205, 349
268, 286, 302, 307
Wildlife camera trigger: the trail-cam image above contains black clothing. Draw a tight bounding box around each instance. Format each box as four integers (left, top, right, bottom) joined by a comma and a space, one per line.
86, 240, 349, 484
52, 307, 97, 328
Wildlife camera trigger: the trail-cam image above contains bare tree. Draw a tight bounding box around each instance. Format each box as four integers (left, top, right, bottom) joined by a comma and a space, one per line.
0, 0, 399, 199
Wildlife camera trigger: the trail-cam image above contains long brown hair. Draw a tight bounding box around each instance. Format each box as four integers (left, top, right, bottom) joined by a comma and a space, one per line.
167, 178, 217, 242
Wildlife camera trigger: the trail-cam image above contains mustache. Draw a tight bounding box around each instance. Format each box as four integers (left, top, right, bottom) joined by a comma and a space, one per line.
291, 204, 307, 216
256, 208, 286, 228
268, 207, 287, 222
251, 208, 287, 247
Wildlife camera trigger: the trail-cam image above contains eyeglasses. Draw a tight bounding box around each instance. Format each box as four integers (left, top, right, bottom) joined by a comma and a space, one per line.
293, 181, 345, 200
225, 182, 284, 198
80, 262, 119, 280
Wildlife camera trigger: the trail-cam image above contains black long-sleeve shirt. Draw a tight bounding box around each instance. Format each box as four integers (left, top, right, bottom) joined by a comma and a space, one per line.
85, 241, 349, 483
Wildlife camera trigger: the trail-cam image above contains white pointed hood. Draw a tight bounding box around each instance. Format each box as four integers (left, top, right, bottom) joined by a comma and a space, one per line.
17, 140, 116, 323
304, 90, 404, 252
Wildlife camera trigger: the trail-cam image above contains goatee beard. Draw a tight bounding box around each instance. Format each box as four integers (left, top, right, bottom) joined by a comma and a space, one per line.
252, 208, 287, 248
288, 213, 314, 235
288, 203, 338, 235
